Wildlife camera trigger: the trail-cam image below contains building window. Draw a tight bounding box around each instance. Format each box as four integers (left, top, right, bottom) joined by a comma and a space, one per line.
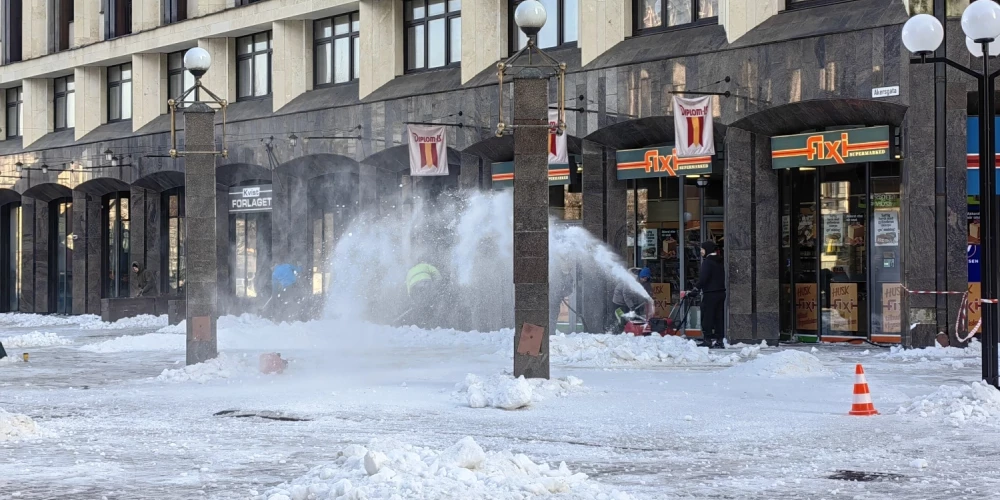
634, 0, 717, 34
404, 0, 461, 72
511, 0, 578, 51
2, 0, 23, 63
107, 63, 133, 122
168, 50, 199, 104
162, 187, 185, 295
54, 0, 74, 51
106, 0, 132, 39
55, 75, 75, 130
1, 203, 22, 312
231, 212, 271, 299
102, 192, 130, 298
314, 12, 360, 86
236, 31, 272, 100
163, 0, 187, 24
6, 87, 22, 138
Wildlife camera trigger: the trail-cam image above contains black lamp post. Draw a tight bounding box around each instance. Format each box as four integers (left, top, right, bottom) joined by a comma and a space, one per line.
903, 2, 1000, 387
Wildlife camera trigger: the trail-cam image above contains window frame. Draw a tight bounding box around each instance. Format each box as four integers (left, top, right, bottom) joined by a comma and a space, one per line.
2, 0, 23, 63
403, 0, 462, 73
313, 11, 361, 87
107, 62, 133, 123
167, 50, 200, 105
101, 191, 131, 299
6, 86, 22, 138
162, 0, 187, 24
509, 0, 578, 53
54, 75, 75, 131
105, 0, 133, 40
161, 187, 185, 296
236, 30, 273, 101
632, 0, 718, 36
53, 0, 74, 52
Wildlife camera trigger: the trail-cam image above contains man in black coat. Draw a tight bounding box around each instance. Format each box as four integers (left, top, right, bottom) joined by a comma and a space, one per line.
696, 240, 726, 348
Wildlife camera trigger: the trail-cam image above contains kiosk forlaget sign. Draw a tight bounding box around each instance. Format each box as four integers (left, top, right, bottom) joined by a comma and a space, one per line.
229, 184, 273, 213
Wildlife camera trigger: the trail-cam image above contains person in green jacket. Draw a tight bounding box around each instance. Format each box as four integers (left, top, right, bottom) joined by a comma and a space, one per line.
405, 263, 443, 327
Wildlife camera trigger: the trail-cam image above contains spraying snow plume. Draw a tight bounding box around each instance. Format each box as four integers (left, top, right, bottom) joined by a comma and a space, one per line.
324, 189, 648, 331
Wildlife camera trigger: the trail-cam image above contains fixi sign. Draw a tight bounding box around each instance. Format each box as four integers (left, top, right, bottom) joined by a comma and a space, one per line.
615, 147, 712, 180
229, 184, 273, 213
771, 126, 891, 169
491, 161, 572, 189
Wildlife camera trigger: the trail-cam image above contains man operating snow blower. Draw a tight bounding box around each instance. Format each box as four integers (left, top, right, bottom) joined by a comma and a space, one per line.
402, 262, 444, 328
269, 263, 303, 321
610, 268, 654, 334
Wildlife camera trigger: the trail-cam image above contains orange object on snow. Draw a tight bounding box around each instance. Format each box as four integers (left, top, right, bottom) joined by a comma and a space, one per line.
259, 353, 288, 374
848, 364, 879, 416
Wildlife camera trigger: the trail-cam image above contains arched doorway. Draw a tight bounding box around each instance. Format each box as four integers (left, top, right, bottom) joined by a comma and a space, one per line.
22, 183, 74, 314
217, 163, 273, 314
134, 170, 185, 298
0, 189, 21, 312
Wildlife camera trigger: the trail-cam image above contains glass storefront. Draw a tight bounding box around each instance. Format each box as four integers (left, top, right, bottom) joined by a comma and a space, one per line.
102, 192, 130, 298
1, 202, 21, 312
50, 198, 73, 314
162, 187, 185, 296
231, 212, 272, 301
773, 126, 899, 342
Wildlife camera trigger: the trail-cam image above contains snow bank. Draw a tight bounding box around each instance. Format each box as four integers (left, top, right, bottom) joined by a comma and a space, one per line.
551, 333, 763, 368
0, 408, 44, 441
898, 381, 1000, 426
879, 339, 982, 362
455, 374, 586, 410
0, 312, 95, 328
0, 331, 72, 348
155, 353, 252, 383
80, 333, 183, 353
260, 437, 632, 500
723, 350, 833, 378
79, 314, 169, 330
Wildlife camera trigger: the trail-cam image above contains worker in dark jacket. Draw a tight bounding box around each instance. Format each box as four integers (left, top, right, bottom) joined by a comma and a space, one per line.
696, 241, 726, 348
132, 262, 156, 297
611, 269, 652, 332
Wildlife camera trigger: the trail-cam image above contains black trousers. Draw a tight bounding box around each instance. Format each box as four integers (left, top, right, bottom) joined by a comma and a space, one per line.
701, 291, 727, 343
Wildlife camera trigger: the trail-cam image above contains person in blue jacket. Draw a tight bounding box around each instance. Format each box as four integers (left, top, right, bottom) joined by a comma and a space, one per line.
270, 263, 303, 320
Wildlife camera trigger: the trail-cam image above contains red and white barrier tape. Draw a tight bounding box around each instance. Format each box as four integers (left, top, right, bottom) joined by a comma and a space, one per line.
900, 285, 996, 342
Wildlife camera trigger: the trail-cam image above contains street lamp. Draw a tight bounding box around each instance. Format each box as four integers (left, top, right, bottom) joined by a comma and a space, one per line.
168, 46, 228, 158
903, 0, 1000, 388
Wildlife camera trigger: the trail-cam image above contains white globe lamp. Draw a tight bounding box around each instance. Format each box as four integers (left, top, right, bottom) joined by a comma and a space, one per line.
902, 14, 944, 55
963, 0, 1000, 42
183, 47, 212, 79
967, 36, 1000, 57
514, 0, 547, 38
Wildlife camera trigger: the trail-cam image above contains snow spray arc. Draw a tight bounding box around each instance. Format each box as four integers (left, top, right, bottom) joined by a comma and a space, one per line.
322, 189, 650, 331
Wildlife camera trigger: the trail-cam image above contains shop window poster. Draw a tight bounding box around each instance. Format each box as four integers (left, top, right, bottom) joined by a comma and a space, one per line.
830, 282, 859, 332
795, 283, 818, 331
797, 208, 816, 252
881, 283, 902, 333
660, 228, 679, 259
874, 211, 899, 246
641, 229, 659, 260
823, 213, 844, 248
782, 214, 790, 248
845, 214, 865, 246
652, 283, 671, 315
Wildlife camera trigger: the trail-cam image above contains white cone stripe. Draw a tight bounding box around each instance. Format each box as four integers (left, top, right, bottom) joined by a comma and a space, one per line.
853, 393, 872, 405
855, 374, 869, 384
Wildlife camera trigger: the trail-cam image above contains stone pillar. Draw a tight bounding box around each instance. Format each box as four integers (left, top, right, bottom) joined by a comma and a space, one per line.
512, 75, 549, 380
22, 78, 53, 148
272, 20, 312, 112
73, 0, 101, 47
359, 0, 404, 99
192, 0, 227, 17
719, 0, 782, 43
22, 0, 47, 59
183, 103, 219, 365
198, 38, 237, 104
132, 53, 168, 132
271, 172, 291, 264
459, 0, 507, 84
85, 194, 101, 314
459, 154, 481, 190
216, 186, 230, 315
579, 0, 630, 66
145, 187, 163, 295
130, 187, 147, 273
19, 199, 35, 313
71, 191, 87, 314
287, 176, 310, 267
74, 66, 107, 141
34, 200, 49, 313
132, 0, 162, 32
580, 140, 626, 332
358, 165, 378, 216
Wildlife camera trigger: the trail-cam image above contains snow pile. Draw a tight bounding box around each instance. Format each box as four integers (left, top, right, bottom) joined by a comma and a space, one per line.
79, 314, 169, 330
80, 333, 183, 353
897, 381, 1000, 426
0, 313, 95, 328
551, 333, 762, 367
722, 350, 833, 378
880, 340, 982, 362
455, 374, 586, 410
260, 437, 632, 500
155, 353, 253, 383
0, 408, 43, 441
0, 331, 72, 348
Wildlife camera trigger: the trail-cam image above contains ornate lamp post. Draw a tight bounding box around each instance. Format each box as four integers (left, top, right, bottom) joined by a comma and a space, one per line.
496, 0, 566, 379
903, 0, 1000, 387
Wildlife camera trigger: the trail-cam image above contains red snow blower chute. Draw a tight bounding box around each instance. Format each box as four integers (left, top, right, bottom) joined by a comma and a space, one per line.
623, 289, 699, 337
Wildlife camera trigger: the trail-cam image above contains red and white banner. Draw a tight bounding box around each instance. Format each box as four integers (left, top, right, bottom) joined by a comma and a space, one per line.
548, 109, 568, 164
407, 125, 449, 176
672, 96, 715, 158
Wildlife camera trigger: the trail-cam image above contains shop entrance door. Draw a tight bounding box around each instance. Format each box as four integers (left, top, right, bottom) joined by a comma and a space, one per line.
779, 162, 901, 342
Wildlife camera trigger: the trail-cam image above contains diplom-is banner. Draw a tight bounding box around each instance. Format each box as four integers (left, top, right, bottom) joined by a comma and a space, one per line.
490, 161, 571, 189
407, 124, 449, 176
771, 126, 891, 169
229, 184, 273, 213
615, 146, 712, 180
548, 109, 568, 164
672, 95, 715, 157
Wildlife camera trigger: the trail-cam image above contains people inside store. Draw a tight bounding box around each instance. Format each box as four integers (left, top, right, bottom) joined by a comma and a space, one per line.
131, 262, 156, 297
695, 241, 727, 349
610, 268, 654, 333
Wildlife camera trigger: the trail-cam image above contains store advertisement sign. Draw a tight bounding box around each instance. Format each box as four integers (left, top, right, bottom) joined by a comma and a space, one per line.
616, 146, 712, 180
782, 215, 790, 248
652, 283, 671, 315
795, 283, 818, 331
490, 161, 571, 189
771, 126, 891, 169
830, 283, 859, 332
872, 193, 900, 208
969, 282, 982, 327
882, 283, 902, 333
660, 228, 679, 259
407, 125, 449, 176
641, 229, 659, 260
845, 214, 865, 246
229, 184, 273, 213
874, 211, 899, 246
871, 86, 900, 98
672, 95, 715, 157
548, 109, 568, 164
823, 214, 844, 247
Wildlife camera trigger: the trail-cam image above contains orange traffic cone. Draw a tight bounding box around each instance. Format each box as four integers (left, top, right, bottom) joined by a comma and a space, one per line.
849, 364, 879, 416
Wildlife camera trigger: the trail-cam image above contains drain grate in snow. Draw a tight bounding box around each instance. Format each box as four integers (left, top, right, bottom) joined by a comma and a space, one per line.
827, 470, 904, 482
213, 409, 311, 422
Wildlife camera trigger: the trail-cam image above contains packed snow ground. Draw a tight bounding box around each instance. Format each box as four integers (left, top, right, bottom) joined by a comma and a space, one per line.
3, 314, 1000, 499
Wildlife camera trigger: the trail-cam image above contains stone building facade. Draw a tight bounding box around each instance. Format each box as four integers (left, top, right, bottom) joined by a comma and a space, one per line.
0, 0, 974, 347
